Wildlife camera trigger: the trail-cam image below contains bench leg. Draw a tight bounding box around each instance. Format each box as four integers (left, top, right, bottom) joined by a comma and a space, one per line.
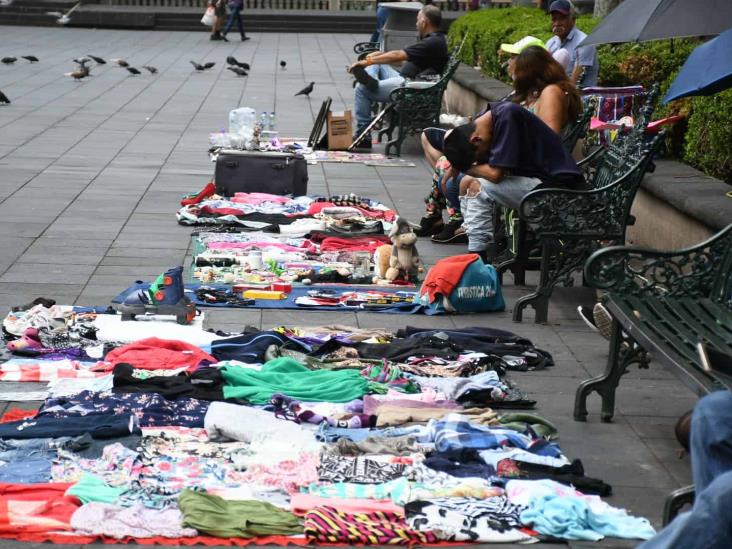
574, 320, 648, 422
663, 485, 695, 526
384, 127, 405, 157
497, 217, 528, 286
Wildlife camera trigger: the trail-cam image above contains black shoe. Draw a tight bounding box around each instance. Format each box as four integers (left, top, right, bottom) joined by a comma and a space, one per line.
220, 33, 229, 42
352, 133, 372, 150
414, 215, 444, 237
351, 64, 379, 93
241, 36, 251, 41
477, 244, 497, 264
210, 33, 222, 41
432, 219, 468, 244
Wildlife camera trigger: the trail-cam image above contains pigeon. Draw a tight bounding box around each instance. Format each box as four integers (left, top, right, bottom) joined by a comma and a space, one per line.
203, 62, 216, 70
126, 67, 141, 75
73, 57, 91, 66
65, 68, 90, 80
21, 55, 39, 63
190, 61, 205, 71
142, 65, 158, 74
87, 55, 106, 64
295, 81, 315, 97
227, 66, 248, 77
226, 56, 250, 70
280, 60, 286, 70
0, 91, 10, 105
1, 57, 17, 65
111, 58, 129, 68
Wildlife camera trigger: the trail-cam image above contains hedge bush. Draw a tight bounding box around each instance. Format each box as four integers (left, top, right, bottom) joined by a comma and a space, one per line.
447, 8, 732, 183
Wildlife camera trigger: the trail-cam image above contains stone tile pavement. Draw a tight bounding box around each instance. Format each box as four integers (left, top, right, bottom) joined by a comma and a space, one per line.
0, 25, 699, 548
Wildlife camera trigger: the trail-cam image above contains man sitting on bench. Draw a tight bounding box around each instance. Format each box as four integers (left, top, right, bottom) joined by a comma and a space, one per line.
348, 4, 448, 149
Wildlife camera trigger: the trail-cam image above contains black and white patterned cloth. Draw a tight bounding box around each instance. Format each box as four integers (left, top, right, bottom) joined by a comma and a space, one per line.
317, 454, 406, 484
405, 496, 536, 544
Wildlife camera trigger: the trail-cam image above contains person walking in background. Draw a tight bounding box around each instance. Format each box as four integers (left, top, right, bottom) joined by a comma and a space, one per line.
222, 0, 251, 42
210, 0, 228, 41
369, 3, 389, 44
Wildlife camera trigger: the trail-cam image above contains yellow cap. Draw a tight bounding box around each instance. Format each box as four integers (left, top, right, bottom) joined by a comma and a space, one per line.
499, 36, 547, 55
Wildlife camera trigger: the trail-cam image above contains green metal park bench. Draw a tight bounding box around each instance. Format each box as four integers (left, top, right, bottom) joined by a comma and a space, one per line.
377, 56, 461, 157
574, 223, 732, 423
496, 87, 663, 323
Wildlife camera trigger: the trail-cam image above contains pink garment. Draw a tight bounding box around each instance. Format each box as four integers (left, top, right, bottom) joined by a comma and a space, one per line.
230, 193, 294, 205
290, 493, 403, 517
239, 453, 319, 493
363, 395, 460, 416
207, 241, 318, 254
70, 503, 197, 539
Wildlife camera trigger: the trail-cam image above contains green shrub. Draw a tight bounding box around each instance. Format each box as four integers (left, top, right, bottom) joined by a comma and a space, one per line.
447, 8, 732, 183
682, 90, 732, 183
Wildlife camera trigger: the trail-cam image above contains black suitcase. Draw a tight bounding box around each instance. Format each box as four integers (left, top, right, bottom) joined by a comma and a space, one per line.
214, 150, 309, 197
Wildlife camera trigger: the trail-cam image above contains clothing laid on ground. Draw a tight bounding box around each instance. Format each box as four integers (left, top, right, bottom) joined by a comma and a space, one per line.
103, 338, 217, 371
112, 363, 226, 401
0, 413, 139, 440
178, 489, 303, 538
70, 502, 197, 539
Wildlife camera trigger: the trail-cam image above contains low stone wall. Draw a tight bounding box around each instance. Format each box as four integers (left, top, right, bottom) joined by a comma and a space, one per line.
444, 63, 732, 249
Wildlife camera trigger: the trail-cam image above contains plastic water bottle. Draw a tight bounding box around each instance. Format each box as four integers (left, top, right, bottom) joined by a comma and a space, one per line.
269, 112, 276, 131
228, 107, 256, 135
259, 112, 268, 130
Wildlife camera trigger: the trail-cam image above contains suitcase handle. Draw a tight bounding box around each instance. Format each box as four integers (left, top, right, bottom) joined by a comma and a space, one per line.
224, 159, 290, 169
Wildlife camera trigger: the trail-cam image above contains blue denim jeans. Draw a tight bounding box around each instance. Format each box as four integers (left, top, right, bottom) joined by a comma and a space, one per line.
354, 64, 404, 130
223, 6, 244, 37
369, 5, 389, 44
316, 422, 428, 443
638, 391, 732, 548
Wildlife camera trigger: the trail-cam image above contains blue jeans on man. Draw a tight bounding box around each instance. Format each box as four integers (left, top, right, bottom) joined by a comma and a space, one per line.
639, 390, 732, 548
354, 64, 404, 132
223, 5, 245, 38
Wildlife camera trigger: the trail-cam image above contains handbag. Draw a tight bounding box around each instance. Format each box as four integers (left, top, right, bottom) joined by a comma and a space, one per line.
201, 5, 215, 26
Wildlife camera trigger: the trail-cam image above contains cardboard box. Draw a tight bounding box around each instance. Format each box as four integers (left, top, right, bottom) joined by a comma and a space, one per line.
327, 110, 353, 150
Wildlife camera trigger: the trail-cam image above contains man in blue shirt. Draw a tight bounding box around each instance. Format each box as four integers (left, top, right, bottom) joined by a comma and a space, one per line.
545, 0, 599, 87
442, 102, 585, 261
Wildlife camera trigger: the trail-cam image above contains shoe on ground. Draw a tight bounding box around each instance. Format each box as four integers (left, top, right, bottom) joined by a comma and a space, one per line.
352, 133, 372, 150
593, 302, 613, 341
414, 215, 444, 237
241, 36, 251, 41
210, 33, 222, 41
351, 64, 379, 93
432, 219, 468, 244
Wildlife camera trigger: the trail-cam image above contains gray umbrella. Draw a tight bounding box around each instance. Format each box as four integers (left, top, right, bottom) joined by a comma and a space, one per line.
580, 0, 732, 47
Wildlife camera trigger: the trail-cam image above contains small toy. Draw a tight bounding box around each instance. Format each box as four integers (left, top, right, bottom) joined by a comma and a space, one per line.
373, 217, 424, 284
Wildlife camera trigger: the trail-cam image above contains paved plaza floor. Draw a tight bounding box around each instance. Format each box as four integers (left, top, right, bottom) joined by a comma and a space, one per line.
0, 25, 699, 548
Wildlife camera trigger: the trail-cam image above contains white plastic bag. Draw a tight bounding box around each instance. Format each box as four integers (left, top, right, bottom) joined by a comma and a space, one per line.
201, 6, 215, 27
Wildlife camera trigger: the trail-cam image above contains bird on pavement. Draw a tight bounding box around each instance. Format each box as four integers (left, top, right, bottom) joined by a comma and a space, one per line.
1, 57, 17, 65
226, 56, 250, 70
227, 66, 248, 77
0, 91, 10, 104
87, 55, 106, 64
280, 60, 286, 70
65, 66, 90, 80
142, 65, 158, 74
73, 57, 90, 67
21, 55, 39, 63
111, 58, 129, 68
190, 61, 205, 71
203, 62, 216, 70
126, 67, 141, 75
295, 81, 315, 97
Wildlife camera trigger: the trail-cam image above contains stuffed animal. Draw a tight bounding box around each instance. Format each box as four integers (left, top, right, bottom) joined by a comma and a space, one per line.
373, 217, 424, 284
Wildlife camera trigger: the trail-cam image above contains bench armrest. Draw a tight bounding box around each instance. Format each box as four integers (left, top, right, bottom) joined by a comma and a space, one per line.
584, 224, 732, 299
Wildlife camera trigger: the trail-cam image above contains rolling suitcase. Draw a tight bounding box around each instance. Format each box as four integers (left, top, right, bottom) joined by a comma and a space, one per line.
214, 150, 308, 197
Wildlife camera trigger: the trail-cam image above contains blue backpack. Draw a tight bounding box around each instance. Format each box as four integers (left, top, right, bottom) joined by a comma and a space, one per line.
418, 259, 505, 314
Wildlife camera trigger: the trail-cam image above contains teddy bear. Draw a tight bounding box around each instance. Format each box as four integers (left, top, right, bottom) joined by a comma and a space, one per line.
373, 217, 424, 284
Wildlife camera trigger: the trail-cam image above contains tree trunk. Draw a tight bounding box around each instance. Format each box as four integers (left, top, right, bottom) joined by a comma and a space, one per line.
593, 0, 621, 19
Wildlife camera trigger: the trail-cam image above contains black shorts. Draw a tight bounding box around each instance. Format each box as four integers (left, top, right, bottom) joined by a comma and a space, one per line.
423, 127, 447, 152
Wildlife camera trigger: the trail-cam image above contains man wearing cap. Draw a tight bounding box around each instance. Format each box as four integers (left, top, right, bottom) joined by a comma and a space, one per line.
442, 102, 585, 261
545, 0, 599, 87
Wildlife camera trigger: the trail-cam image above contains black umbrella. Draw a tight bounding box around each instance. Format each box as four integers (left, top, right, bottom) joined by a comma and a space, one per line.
580, 0, 732, 47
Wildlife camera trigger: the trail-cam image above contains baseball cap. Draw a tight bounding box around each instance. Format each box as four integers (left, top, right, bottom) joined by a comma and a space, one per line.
549, 0, 572, 14
499, 36, 547, 55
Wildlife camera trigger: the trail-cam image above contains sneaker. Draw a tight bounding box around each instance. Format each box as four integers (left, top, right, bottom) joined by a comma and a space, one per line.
414, 215, 444, 237
210, 33, 222, 41
221, 34, 229, 42
241, 36, 251, 42
432, 219, 468, 244
577, 305, 599, 332
352, 133, 372, 150
593, 302, 613, 341
351, 64, 379, 93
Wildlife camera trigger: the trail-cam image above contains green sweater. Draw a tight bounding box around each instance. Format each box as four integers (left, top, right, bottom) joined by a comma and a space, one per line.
221, 357, 369, 404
